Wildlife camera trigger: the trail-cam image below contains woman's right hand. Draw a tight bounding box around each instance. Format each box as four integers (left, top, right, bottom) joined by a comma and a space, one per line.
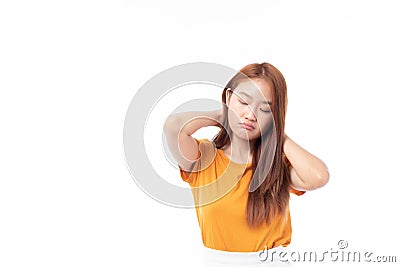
209, 108, 224, 128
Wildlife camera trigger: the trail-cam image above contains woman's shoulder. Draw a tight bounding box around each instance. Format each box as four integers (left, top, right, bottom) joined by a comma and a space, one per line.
195, 138, 218, 162
194, 138, 236, 170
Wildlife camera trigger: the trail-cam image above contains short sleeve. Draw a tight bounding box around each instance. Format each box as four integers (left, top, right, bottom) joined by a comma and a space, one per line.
290, 187, 306, 196
179, 138, 216, 185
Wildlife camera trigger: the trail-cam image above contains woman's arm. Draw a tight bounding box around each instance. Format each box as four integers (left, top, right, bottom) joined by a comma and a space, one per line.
163, 109, 222, 172
283, 134, 330, 191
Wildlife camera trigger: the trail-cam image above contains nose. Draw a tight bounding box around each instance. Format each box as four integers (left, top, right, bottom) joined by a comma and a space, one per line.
244, 105, 256, 121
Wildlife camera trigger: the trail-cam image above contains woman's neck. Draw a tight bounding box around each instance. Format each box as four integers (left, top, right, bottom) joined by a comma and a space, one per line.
222, 136, 255, 164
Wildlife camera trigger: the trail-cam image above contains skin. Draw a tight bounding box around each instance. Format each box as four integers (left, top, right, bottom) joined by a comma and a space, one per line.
222, 78, 274, 164
163, 78, 329, 190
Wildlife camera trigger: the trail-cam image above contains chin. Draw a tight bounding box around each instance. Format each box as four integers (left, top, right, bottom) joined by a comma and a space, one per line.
233, 131, 260, 141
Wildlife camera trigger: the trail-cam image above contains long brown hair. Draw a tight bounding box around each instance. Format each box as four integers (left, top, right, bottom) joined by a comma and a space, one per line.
213, 62, 291, 227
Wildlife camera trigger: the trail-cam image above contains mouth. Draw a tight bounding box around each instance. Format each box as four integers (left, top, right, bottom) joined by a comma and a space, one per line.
241, 123, 255, 130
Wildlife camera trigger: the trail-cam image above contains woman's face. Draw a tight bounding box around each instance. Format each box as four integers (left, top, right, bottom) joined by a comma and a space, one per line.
226, 78, 274, 141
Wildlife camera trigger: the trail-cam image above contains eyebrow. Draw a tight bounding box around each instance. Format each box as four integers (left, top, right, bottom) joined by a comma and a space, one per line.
237, 91, 272, 105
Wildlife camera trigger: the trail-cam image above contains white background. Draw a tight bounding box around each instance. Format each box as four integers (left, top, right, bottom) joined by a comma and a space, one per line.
1, 1, 399, 266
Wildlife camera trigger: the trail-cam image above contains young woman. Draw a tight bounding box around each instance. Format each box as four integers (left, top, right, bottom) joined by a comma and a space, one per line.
163, 62, 329, 266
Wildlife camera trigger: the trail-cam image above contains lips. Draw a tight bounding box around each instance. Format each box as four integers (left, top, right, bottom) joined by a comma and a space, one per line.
241, 123, 255, 130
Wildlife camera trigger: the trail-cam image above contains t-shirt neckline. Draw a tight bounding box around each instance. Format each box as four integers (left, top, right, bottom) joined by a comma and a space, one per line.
219, 149, 253, 167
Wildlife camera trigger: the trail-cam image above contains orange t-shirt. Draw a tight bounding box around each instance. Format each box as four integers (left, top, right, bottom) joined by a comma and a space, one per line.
179, 138, 305, 252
